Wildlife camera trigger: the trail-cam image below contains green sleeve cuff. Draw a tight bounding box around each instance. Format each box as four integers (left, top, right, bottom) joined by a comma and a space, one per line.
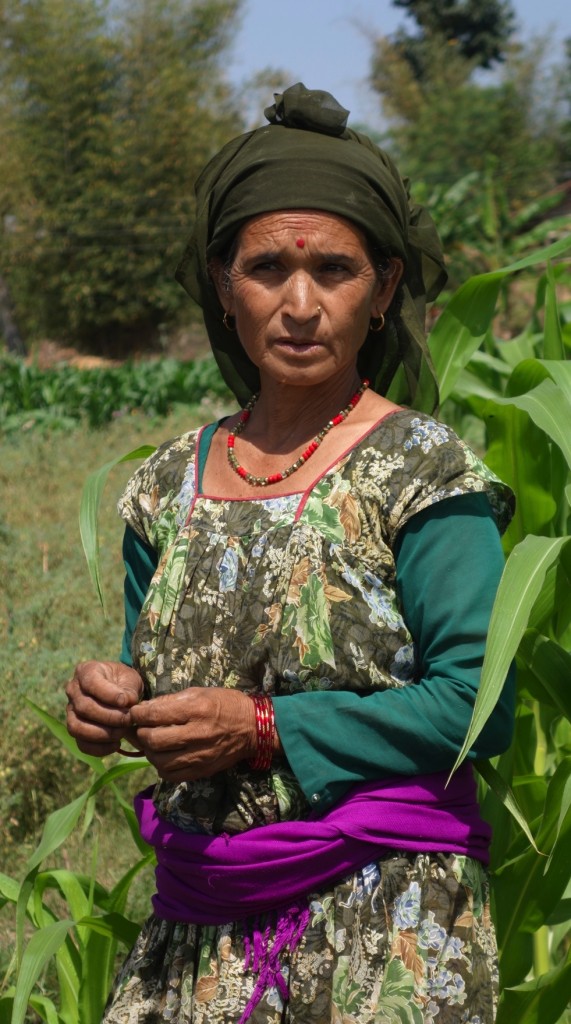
119, 422, 219, 664
120, 526, 158, 665
273, 492, 515, 812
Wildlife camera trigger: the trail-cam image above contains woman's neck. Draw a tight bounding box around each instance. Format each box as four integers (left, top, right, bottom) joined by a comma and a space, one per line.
244, 370, 363, 455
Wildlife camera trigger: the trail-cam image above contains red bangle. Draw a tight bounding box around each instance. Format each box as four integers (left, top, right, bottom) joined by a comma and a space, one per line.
248, 694, 275, 771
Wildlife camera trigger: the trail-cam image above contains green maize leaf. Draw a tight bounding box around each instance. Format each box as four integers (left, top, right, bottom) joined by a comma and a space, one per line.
18, 793, 89, 967
26, 702, 151, 848
545, 769, 571, 871
505, 359, 546, 396
555, 544, 571, 645
491, 329, 541, 369
523, 564, 560, 635
484, 406, 558, 551
78, 932, 115, 1024
495, 235, 571, 273
547, 899, 571, 926
77, 912, 141, 947
544, 262, 566, 360
485, 379, 571, 470
429, 277, 503, 403
495, 760, 571, 946
16, 874, 37, 969
111, 783, 154, 855
474, 760, 540, 852
29, 995, 60, 1024
429, 235, 571, 402
510, 778, 548, 842
79, 444, 156, 611
518, 632, 571, 720
469, 349, 513, 379
87, 759, 151, 798
478, 747, 519, 867
0, 994, 60, 1024
539, 359, 571, 406
33, 871, 91, 944
25, 792, 89, 875
451, 535, 571, 773
21, 900, 82, 1020
0, 996, 14, 1024
507, 359, 571, 412
77, 929, 120, 1024
107, 850, 155, 914
81, 793, 97, 839
451, 369, 503, 403
496, 945, 571, 1024
0, 872, 20, 905
26, 700, 106, 775
11, 920, 74, 1024
54, 944, 82, 1024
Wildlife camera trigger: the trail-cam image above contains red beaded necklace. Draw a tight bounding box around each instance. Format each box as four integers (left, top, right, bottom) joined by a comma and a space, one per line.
226, 379, 369, 487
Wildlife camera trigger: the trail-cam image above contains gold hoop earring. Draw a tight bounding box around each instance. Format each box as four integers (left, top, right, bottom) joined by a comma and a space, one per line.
223, 311, 236, 332
369, 312, 385, 333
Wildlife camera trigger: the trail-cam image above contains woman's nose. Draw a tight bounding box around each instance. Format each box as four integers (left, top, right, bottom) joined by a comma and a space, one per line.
283, 273, 319, 322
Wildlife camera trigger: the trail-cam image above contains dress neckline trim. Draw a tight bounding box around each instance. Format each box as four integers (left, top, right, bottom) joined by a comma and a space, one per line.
192, 406, 404, 508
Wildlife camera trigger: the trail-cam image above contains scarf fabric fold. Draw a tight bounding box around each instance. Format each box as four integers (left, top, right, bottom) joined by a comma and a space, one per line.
136, 763, 490, 925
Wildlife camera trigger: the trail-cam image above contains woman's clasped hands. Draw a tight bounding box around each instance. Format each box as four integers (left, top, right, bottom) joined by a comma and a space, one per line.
66, 661, 259, 781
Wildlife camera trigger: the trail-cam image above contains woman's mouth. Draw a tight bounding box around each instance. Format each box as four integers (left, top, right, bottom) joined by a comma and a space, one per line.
274, 338, 321, 354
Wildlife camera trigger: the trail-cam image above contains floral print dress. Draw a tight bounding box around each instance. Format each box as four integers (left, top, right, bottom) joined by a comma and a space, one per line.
104, 409, 512, 1024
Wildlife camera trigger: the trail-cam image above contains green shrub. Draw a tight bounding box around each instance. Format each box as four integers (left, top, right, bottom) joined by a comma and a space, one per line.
0, 355, 232, 433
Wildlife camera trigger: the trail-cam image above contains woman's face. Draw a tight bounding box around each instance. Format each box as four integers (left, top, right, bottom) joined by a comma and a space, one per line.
213, 210, 403, 389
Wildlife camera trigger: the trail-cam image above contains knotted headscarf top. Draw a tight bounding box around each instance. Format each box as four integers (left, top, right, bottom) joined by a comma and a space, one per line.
175, 83, 447, 411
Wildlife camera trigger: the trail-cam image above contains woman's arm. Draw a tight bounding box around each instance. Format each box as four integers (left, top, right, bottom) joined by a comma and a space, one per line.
273, 493, 515, 811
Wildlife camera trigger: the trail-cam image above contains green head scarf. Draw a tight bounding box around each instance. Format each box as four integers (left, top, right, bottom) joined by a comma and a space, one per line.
176, 83, 447, 411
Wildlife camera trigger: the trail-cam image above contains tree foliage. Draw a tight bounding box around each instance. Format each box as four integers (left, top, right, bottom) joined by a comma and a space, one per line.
370, 24, 565, 287
392, 0, 516, 78
0, 0, 243, 352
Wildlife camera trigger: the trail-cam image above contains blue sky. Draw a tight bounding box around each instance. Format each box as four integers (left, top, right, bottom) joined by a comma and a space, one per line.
227, 0, 570, 128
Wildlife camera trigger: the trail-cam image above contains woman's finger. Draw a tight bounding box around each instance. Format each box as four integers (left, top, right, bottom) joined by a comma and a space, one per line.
66, 678, 132, 729
68, 661, 143, 709
65, 703, 123, 754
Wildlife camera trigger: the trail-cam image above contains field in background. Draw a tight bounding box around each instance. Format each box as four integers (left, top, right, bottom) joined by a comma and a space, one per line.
0, 401, 233, 969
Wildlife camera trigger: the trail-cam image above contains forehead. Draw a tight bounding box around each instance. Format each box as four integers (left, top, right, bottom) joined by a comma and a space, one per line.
235, 209, 370, 253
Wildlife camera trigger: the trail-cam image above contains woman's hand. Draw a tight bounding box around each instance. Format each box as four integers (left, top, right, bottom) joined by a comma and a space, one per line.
129, 688, 258, 783
66, 660, 144, 757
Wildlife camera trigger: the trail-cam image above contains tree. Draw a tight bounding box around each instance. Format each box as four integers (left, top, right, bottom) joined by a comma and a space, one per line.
372, 34, 557, 193
369, 30, 564, 286
391, 0, 516, 79
0, 0, 243, 353
556, 38, 571, 179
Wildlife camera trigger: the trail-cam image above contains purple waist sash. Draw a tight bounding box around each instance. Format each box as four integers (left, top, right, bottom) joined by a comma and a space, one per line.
136, 764, 490, 925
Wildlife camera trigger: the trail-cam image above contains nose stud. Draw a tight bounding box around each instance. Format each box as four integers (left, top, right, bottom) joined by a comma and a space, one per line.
316, 305, 322, 315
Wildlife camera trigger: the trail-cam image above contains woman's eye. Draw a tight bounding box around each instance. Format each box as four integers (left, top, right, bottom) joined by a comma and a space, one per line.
321, 262, 350, 276
251, 260, 280, 273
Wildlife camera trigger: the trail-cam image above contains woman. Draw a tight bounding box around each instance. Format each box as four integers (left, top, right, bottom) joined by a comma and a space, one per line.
66, 84, 515, 1024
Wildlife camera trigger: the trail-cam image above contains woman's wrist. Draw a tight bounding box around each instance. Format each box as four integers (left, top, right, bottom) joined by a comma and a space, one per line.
248, 694, 280, 770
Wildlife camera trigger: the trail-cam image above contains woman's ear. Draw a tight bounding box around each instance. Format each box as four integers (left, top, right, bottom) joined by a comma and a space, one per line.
372, 257, 404, 317
209, 258, 233, 313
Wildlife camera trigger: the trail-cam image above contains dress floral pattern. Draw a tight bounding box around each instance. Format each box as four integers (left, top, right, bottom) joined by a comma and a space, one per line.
105, 409, 512, 1023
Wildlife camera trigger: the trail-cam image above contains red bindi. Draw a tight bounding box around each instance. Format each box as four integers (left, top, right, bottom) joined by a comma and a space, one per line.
296, 238, 305, 248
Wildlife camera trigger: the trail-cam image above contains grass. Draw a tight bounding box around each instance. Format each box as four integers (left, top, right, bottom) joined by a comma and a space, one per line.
0, 397, 233, 972
0, 395, 235, 987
